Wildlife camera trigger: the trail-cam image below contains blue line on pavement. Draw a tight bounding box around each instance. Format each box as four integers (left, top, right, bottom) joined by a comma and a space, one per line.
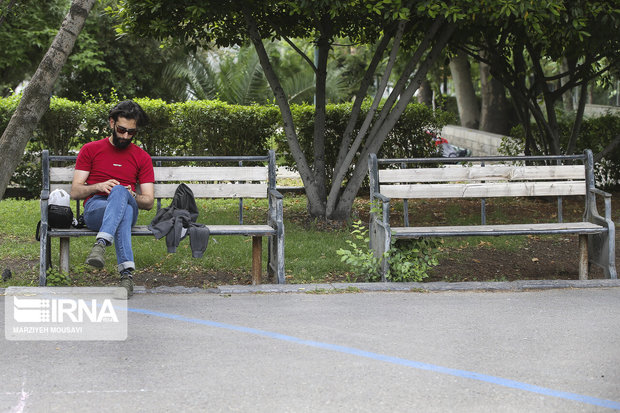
127, 306, 620, 411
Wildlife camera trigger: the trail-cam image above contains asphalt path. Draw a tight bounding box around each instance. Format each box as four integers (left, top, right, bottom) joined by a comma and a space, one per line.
2, 284, 620, 412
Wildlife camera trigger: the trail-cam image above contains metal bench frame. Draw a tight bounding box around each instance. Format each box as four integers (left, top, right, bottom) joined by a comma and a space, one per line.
39, 150, 285, 286
368, 149, 616, 281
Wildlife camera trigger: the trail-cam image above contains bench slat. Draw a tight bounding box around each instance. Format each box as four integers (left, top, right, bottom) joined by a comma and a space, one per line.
154, 166, 268, 181
50, 167, 75, 181
154, 183, 268, 198
380, 181, 586, 199
378, 165, 585, 183
390, 222, 605, 237
51, 166, 269, 182
49, 224, 276, 237
50, 183, 269, 198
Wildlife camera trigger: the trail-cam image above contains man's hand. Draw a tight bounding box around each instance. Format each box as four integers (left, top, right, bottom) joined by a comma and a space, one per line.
96, 179, 120, 194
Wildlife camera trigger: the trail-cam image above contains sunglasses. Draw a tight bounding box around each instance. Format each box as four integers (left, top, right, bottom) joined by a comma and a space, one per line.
114, 124, 138, 137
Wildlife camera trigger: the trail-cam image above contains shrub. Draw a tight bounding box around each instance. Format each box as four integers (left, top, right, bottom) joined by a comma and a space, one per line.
575, 114, 620, 189
336, 220, 382, 280
1, 95, 454, 197
337, 220, 440, 282
501, 113, 620, 189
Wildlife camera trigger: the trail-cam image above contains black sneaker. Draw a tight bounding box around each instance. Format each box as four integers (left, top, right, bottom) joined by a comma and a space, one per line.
85, 243, 105, 268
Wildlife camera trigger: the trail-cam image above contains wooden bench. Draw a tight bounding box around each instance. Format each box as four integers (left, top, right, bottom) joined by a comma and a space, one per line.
39, 150, 285, 286
368, 150, 616, 281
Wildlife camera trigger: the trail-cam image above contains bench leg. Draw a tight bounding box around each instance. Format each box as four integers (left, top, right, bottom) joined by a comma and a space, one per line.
39, 226, 49, 286
60, 237, 70, 275
578, 234, 588, 280
252, 236, 262, 285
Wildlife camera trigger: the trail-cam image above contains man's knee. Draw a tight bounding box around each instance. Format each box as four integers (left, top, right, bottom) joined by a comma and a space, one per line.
110, 185, 130, 196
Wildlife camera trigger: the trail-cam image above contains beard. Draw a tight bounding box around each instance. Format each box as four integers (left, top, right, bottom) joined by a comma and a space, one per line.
112, 130, 132, 149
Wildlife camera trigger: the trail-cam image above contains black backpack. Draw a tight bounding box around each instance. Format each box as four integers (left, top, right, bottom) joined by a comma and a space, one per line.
48, 203, 74, 228
36, 189, 75, 241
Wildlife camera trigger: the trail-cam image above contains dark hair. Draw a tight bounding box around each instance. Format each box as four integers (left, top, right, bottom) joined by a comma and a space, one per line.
108, 100, 149, 127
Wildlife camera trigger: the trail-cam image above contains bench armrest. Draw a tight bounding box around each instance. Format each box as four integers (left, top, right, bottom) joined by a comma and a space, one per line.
268, 188, 284, 228
589, 187, 613, 221
374, 192, 390, 203
268, 188, 284, 200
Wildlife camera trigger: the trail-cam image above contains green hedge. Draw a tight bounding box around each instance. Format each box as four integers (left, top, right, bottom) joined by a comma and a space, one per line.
505, 112, 620, 190
20, 97, 281, 156
3, 95, 453, 197
576, 114, 620, 189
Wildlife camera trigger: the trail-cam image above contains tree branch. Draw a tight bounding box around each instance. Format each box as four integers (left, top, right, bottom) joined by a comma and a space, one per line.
329, 22, 456, 219
363, 17, 446, 154
326, 20, 406, 215
241, 8, 315, 198
332, 26, 394, 175
594, 134, 620, 163
0, 0, 17, 28
566, 81, 588, 154
280, 34, 316, 72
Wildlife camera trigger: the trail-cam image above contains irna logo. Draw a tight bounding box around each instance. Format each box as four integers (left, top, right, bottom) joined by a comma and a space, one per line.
13, 296, 119, 323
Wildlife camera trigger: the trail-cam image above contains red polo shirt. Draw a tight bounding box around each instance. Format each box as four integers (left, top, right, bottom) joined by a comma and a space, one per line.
75, 137, 154, 200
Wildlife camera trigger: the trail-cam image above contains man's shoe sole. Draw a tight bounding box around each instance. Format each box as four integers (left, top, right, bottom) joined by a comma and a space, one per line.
85, 244, 105, 268
120, 277, 134, 298
85, 257, 105, 268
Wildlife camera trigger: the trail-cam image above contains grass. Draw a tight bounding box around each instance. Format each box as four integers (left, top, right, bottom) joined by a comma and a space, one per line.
0, 196, 355, 287
0, 193, 605, 287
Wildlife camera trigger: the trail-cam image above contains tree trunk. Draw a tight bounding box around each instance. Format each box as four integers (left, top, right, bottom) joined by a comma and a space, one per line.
246, 11, 455, 222
312, 27, 331, 206
479, 58, 510, 134
243, 8, 326, 217
449, 50, 479, 129
332, 30, 392, 180
560, 58, 574, 112
328, 23, 456, 220
416, 78, 433, 106
325, 20, 406, 219
0, 0, 95, 200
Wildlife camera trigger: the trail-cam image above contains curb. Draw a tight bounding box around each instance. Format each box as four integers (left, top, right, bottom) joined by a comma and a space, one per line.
3, 279, 619, 296
135, 279, 620, 295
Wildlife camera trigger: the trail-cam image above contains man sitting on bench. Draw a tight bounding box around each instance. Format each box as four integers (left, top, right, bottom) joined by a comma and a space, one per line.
70, 100, 154, 298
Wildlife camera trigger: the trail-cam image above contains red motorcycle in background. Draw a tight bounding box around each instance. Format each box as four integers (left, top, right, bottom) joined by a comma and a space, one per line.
426, 130, 471, 157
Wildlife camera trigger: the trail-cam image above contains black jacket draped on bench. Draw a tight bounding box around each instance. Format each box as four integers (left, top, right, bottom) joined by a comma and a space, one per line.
148, 183, 210, 258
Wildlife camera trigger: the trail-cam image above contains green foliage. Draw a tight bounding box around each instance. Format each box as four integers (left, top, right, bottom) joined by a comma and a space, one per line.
459, 0, 620, 155
1, 95, 448, 197
45, 268, 71, 286
11, 151, 41, 199
337, 220, 441, 282
336, 220, 382, 280
575, 114, 620, 189
54, 0, 189, 102
163, 100, 281, 156
0, 0, 68, 95
503, 112, 620, 189
384, 238, 441, 283
35, 97, 85, 155
0, 93, 20, 134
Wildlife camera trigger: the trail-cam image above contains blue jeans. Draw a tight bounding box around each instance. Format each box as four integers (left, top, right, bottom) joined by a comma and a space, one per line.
84, 185, 139, 272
